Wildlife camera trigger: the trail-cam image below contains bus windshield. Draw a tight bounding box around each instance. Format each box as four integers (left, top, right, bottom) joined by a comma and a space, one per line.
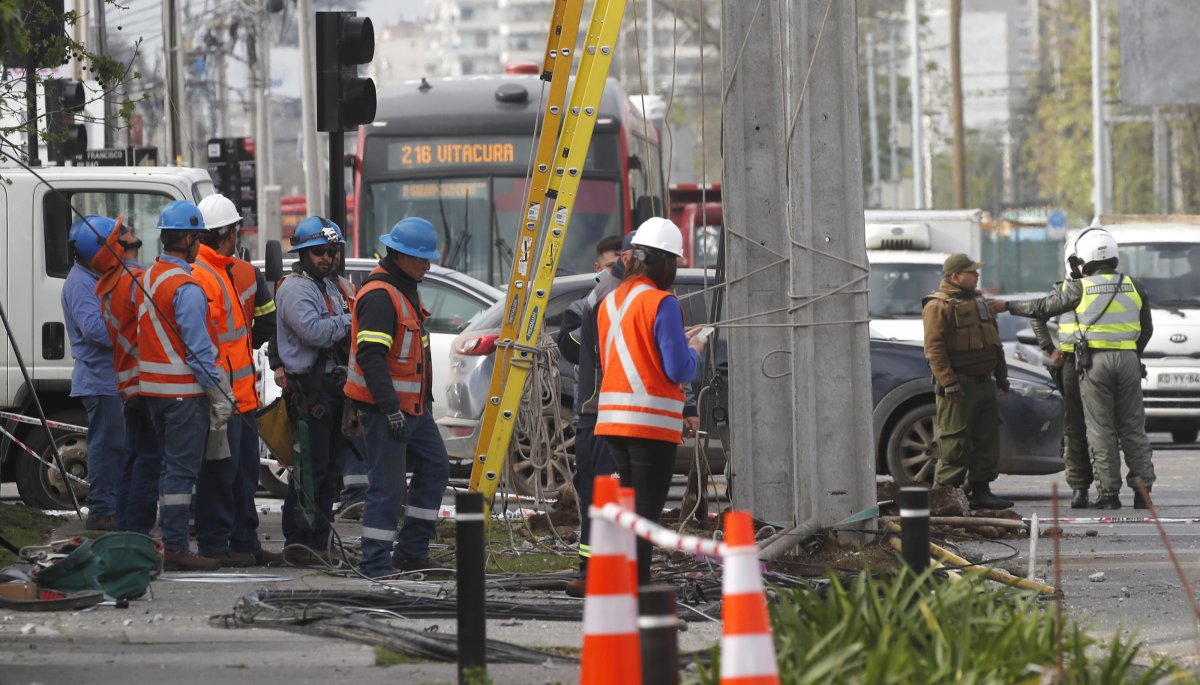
361, 176, 622, 286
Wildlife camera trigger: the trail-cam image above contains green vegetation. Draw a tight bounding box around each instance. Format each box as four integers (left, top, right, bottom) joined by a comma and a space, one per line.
0, 503, 65, 567
375, 645, 424, 666
691, 570, 1197, 685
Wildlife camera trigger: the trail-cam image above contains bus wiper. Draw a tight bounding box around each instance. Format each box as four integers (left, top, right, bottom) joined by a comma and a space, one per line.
437, 182, 453, 265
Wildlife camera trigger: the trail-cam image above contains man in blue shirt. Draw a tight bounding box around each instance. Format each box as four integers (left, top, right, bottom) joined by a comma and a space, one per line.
62, 216, 124, 531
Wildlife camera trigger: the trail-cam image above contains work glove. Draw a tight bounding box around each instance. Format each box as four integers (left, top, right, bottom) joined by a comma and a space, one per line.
943, 384, 964, 403
205, 379, 235, 430
385, 409, 409, 442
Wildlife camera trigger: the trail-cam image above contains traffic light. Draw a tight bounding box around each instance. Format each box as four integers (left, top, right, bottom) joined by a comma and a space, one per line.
44, 78, 87, 165
315, 11, 376, 132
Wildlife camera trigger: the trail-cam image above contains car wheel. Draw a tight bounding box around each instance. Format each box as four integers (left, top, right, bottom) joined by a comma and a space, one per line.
886, 404, 939, 485
1172, 427, 1198, 444
16, 408, 90, 510
258, 439, 289, 497
506, 404, 576, 500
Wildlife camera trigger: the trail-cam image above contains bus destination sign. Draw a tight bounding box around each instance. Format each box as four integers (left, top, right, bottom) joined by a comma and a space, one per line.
388, 137, 531, 171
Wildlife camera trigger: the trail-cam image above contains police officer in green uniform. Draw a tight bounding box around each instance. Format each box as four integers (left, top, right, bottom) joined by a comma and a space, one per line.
992, 228, 1155, 509
921, 254, 1013, 510
1025, 247, 1093, 508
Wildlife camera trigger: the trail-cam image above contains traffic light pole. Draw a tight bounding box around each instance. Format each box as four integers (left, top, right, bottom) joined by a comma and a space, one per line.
26, 59, 39, 166
329, 133, 345, 237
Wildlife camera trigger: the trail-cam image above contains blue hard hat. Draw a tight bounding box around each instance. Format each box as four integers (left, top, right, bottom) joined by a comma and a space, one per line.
380, 217, 440, 261
289, 216, 344, 253
68, 215, 118, 264
157, 200, 206, 231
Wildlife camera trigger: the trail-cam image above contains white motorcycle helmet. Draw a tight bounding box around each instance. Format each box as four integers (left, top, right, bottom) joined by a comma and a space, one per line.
1070, 227, 1119, 274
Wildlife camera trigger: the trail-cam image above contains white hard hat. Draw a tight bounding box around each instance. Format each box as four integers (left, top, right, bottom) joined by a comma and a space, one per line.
197, 194, 242, 230
1072, 227, 1119, 268
630, 217, 684, 258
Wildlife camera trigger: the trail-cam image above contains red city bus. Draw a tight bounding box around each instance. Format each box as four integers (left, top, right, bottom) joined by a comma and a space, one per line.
351, 68, 666, 285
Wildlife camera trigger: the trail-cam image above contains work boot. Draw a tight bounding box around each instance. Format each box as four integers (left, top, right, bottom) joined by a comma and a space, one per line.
1133, 487, 1153, 510
84, 515, 118, 532
967, 482, 1014, 510
564, 578, 587, 598
163, 549, 222, 572
1090, 493, 1122, 510
283, 547, 328, 567
213, 550, 257, 568
1070, 488, 1090, 509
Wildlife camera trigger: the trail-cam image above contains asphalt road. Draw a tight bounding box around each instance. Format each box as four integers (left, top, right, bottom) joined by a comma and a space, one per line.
4, 442, 1200, 683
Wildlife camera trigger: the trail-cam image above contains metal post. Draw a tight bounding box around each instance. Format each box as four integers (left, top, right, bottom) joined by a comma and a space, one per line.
888, 22, 899, 190
95, 0, 113, 147
949, 0, 966, 209
298, 0, 323, 217
866, 32, 881, 207
456, 492, 486, 683
25, 63, 39, 166
1090, 0, 1107, 216
909, 0, 925, 208
899, 486, 930, 573
1153, 107, 1170, 214
163, 0, 181, 163
329, 132, 345, 234
638, 586, 679, 685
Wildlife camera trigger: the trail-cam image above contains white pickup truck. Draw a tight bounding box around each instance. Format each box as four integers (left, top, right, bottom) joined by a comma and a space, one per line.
0, 166, 216, 508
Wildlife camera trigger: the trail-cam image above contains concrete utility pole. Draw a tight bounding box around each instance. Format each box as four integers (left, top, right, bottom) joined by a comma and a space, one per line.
254, 6, 277, 255
866, 32, 880, 207
909, 0, 925, 208
949, 0, 966, 209
722, 1, 875, 527
298, 0, 323, 217
888, 23, 899, 199
163, 0, 182, 163
1090, 0, 1108, 216
1153, 107, 1170, 214
94, 0, 113, 147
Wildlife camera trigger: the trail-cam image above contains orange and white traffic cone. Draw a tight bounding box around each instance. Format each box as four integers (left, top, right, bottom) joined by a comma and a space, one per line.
720, 511, 780, 685
619, 486, 639, 585
580, 477, 642, 685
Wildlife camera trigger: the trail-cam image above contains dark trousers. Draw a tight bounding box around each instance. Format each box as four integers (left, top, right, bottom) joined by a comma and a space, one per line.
572, 423, 616, 573
606, 435, 676, 587
81, 394, 125, 519
196, 414, 263, 556
281, 390, 344, 550
146, 396, 209, 553
116, 396, 163, 535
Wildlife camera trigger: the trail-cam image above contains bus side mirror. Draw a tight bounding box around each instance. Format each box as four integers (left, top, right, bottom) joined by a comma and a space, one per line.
633, 195, 663, 227
265, 239, 284, 283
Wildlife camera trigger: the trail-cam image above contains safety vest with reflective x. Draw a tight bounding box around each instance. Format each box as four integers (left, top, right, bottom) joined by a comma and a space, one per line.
99, 264, 145, 400
193, 245, 258, 412
595, 276, 686, 444
137, 260, 213, 398
1073, 273, 1142, 350
343, 269, 429, 415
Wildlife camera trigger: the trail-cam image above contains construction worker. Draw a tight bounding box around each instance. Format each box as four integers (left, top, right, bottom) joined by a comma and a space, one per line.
921, 253, 1013, 510
62, 215, 125, 531
992, 228, 1155, 509
595, 218, 708, 587
1024, 245, 1094, 509
92, 217, 163, 534
275, 217, 353, 565
593, 234, 622, 272
344, 217, 451, 578
192, 195, 279, 566
138, 200, 234, 571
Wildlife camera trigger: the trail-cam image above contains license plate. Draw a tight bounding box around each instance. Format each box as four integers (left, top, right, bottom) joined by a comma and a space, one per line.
1158, 372, 1200, 386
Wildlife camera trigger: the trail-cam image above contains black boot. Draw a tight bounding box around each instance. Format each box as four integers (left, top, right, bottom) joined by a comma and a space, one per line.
968, 481, 1014, 510
1090, 493, 1122, 510
1133, 487, 1152, 510
1070, 488, 1090, 509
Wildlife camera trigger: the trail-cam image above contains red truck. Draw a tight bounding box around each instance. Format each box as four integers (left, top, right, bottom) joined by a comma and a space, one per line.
669, 183, 722, 268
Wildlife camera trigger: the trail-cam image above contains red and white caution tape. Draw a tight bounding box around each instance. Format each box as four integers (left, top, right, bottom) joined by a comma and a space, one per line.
592, 502, 728, 559
0, 423, 89, 487
1031, 516, 1200, 525
0, 410, 87, 434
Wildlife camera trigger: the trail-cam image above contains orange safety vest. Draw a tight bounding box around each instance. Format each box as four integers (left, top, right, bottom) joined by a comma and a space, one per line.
594, 276, 686, 444
137, 259, 213, 398
229, 258, 259, 325
192, 245, 258, 412
343, 268, 428, 415
99, 264, 145, 400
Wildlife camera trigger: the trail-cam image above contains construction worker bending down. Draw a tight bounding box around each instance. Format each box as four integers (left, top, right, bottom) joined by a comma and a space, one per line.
63, 216, 126, 531
275, 217, 353, 565
344, 217, 451, 578
595, 218, 708, 587
191, 195, 280, 566
921, 254, 1013, 510
92, 217, 163, 534
992, 228, 1155, 509
138, 201, 234, 571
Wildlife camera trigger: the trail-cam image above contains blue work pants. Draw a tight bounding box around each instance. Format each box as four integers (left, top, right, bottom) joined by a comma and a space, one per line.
339, 435, 369, 507
231, 415, 263, 555
359, 409, 450, 578
571, 422, 616, 572
116, 397, 162, 535
146, 396, 209, 553
196, 414, 263, 556
81, 394, 125, 519
281, 390, 344, 551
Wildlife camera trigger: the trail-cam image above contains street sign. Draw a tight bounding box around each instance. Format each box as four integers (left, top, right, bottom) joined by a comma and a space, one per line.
1048, 210, 1067, 230
73, 147, 158, 167
206, 137, 258, 232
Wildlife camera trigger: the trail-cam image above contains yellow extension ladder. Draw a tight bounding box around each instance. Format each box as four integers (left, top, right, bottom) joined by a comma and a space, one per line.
468, 0, 629, 504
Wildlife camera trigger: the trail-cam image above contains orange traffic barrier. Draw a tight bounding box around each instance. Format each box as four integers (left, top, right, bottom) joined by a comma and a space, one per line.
619, 486, 638, 585
580, 477, 642, 685
719, 511, 780, 685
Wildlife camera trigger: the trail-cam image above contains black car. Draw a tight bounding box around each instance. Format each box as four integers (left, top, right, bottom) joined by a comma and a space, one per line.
439, 271, 1064, 496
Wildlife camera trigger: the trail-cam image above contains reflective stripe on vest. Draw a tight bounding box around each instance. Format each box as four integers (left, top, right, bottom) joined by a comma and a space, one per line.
193, 260, 250, 343
343, 269, 426, 414
1055, 281, 1078, 353
137, 262, 206, 397
194, 252, 259, 412
100, 282, 142, 399
1075, 274, 1142, 350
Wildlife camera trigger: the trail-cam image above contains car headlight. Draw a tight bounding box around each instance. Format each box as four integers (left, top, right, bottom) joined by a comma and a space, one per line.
1007, 377, 1057, 400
